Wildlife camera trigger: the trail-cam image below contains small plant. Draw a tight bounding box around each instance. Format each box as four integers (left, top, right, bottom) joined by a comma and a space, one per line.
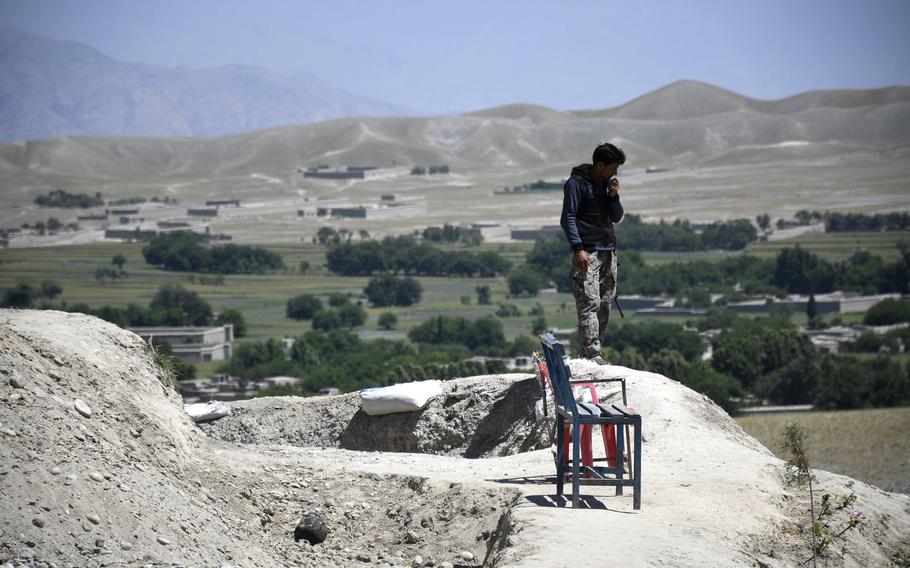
782, 423, 865, 565
148, 339, 177, 390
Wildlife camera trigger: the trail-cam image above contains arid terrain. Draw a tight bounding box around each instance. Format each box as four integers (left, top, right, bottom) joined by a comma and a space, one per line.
2, 309, 909, 567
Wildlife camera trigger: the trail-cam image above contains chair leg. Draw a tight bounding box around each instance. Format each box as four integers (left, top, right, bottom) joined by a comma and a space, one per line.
600, 422, 617, 468
572, 421, 581, 508
633, 419, 642, 510
555, 415, 565, 497
581, 424, 594, 476
615, 424, 625, 496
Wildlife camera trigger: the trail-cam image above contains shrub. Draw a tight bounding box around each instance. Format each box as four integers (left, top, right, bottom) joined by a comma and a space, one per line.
364, 275, 422, 307
378, 312, 398, 330
863, 298, 910, 325
286, 294, 323, 320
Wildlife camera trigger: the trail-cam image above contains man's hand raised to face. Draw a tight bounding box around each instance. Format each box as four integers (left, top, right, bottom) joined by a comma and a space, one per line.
608, 176, 620, 198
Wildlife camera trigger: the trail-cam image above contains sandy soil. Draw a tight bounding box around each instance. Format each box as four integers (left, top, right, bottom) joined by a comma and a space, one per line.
1, 309, 909, 568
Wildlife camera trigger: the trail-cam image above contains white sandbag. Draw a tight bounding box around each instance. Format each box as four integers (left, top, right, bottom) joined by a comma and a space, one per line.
360, 380, 443, 416
184, 401, 232, 423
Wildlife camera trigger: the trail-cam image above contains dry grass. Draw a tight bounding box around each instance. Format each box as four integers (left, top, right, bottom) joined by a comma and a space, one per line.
736, 407, 910, 494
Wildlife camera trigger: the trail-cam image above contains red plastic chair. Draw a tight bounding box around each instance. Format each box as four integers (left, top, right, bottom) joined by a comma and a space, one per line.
537, 361, 619, 471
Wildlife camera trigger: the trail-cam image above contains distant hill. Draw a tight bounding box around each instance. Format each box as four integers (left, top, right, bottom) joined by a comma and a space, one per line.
570, 79, 910, 120
0, 49, 908, 177
0, 27, 411, 142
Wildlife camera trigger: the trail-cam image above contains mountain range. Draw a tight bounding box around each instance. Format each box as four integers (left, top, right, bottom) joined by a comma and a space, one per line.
2, 80, 908, 178
0, 27, 907, 177
0, 27, 411, 142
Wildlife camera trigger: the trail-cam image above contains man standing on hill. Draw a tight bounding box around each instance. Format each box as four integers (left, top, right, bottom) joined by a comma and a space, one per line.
560, 142, 626, 365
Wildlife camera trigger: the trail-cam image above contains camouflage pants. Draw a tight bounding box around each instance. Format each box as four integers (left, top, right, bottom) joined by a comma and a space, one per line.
571, 250, 617, 358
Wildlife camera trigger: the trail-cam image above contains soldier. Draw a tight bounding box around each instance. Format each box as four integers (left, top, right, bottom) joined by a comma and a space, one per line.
559, 143, 626, 364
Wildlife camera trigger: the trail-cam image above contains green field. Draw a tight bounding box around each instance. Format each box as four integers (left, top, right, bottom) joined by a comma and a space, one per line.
736, 407, 910, 495
748, 231, 908, 262
1, 229, 903, 376
0, 242, 582, 345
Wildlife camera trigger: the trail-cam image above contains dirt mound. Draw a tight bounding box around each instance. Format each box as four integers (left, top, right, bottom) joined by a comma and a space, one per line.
0, 310, 521, 567
200, 374, 548, 458
4, 309, 909, 567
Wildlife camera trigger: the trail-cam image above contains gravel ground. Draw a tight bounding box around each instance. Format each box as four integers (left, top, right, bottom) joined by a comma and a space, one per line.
0, 310, 524, 568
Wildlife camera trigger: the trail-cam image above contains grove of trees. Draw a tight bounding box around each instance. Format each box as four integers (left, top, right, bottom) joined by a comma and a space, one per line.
34, 189, 104, 208
143, 231, 285, 274
363, 275, 423, 307
326, 236, 509, 277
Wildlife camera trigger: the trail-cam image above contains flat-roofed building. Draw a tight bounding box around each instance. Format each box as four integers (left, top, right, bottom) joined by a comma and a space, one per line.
510, 225, 564, 241
104, 227, 158, 241
129, 324, 234, 364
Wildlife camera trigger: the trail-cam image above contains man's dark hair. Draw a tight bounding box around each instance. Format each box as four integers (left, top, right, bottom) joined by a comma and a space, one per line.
592, 143, 626, 166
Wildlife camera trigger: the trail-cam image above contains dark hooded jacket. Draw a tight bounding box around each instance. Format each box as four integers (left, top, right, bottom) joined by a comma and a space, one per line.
560, 163, 624, 252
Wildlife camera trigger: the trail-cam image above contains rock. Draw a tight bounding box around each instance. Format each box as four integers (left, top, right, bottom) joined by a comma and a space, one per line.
412, 556, 423, 567
356, 552, 374, 563
1, 428, 16, 437
9, 376, 24, 389
459, 551, 474, 562
49, 466, 61, 475
294, 513, 328, 545
404, 530, 419, 544
157, 537, 171, 545
120, 542, 132, 550
87, 471, 104, 482
64, 474, 77, 485
439, 563, 454, 568
31, 518, 45, 528
85, 514, 101, 525
73, 399, 92, 418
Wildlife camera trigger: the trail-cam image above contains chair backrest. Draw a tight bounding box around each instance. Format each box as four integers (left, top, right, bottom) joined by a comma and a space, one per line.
539, 333, 579, 417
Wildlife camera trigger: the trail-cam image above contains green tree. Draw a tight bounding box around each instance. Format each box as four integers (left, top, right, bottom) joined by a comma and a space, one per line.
774, 247, 835, 294
364, 275, 422, 307
40, 280, 63, 300
378, 312, 398, 330
288, 338, 319, 368
1, 283, 36, 308
327, 292, 351, 307
286, 294, 323, 320
47, 217, 63, 233
530, 317, 548, 336
647, 349, 688, 380
149, 284, 213, 326
507, 265, 546, 297
215, 308, 247, 337
315, 227, 341, 246
112, 254, 127, 270
475, 285, 492, 305
863, 298, 910, 325
337, 303, 367, 328
495, 304, 522, 318
756, 213, 771, 231
312, 309, 343, 332
711, 320, 815, 390
806, 294, 818, 321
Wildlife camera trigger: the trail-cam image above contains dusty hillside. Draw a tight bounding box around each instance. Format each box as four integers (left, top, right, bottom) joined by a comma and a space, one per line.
2, 83, 909, 177
0, 310, 522, 567
2, 309, 909, 568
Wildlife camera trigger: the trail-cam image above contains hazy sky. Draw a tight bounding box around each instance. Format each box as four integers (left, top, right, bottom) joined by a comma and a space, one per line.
2, 0, 909, 114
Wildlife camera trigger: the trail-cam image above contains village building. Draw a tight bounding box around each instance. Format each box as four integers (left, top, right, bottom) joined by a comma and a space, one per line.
128, 324, 234, 364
